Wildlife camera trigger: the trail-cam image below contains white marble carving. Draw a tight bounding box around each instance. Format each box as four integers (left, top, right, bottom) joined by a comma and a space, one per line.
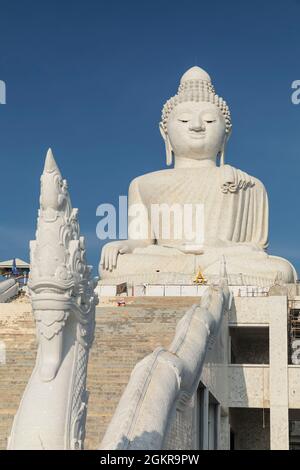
100, 259, 232, 450
100, 66, 296, 284
0, 278, 18, 303
8, 149, 98, 450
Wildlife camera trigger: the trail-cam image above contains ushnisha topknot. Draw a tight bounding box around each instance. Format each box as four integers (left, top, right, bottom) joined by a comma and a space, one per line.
161, 66, 232, 134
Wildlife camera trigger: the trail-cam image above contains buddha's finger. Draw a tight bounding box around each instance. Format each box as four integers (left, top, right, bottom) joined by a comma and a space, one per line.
105, 250, 110, 270
100, 250, 105, 268
111, 248, 118, 269
104, 250, 110, 270
100, 249, 105, 267
109, 249, 115, 271
112, 248, 119, 268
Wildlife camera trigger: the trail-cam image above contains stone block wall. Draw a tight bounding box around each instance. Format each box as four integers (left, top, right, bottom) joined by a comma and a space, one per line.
0, 297, 199, 450
0, 303, 36, 450
85, 297, 198, 449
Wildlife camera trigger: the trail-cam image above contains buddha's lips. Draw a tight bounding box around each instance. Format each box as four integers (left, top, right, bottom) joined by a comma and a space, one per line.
188, 132, 206, 139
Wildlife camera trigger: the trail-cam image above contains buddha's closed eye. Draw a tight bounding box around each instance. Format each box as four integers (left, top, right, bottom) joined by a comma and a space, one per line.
203, 114, 217, 123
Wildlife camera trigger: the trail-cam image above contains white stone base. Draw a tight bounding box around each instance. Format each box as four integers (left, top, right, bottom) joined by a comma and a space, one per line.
96, 283, 270, 298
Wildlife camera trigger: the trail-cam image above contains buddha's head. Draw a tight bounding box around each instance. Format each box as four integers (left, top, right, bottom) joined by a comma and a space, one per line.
160, 66, 232, 166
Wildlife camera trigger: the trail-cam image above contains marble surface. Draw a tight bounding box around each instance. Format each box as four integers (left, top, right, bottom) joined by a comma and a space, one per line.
8, 150, 97, 450
100, 66, 296, 284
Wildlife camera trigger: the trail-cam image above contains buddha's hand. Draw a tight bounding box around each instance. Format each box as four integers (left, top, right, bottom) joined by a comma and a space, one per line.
100, 241, 131, 271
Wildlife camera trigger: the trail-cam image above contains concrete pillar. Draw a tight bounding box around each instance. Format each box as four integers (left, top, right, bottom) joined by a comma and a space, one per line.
219, 409, 230, 450
269, 296, 289, 450
215, 403, 221, 449
202, 387, 209, 450
192, 392, 200, 450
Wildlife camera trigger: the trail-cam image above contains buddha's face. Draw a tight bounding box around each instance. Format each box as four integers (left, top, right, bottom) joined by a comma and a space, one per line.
166, 101, 226, 162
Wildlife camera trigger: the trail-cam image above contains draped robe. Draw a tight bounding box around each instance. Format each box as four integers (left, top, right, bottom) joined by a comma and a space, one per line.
100, 165, 295, 283
129, 165, 268, 249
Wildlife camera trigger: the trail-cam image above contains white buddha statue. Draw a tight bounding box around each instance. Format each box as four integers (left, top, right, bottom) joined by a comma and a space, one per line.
99, 66, 296, 285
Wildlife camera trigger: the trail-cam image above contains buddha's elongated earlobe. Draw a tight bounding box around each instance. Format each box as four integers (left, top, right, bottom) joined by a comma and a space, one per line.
220, 145, 225, 166
220, 130, 231, 166
218, 139, 226, 166
159, 122, 173, 166
165, 137, 173, 166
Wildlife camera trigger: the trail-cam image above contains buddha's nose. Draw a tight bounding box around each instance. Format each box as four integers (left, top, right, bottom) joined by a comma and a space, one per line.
189, 116, 205, 132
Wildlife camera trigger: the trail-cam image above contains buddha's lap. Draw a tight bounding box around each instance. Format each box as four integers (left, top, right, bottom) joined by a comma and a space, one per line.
101, 248, 296, 282
204, 254, 295, 282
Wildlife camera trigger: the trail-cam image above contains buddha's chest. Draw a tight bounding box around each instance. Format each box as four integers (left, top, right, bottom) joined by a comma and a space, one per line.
139, 170, 221, 206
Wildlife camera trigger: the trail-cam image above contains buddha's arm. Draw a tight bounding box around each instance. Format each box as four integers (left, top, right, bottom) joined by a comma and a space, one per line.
100, 177, 155, 271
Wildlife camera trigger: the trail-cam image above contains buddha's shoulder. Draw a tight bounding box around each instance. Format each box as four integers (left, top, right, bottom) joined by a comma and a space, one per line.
220, 164, 266, 193
129, 166, 266, 192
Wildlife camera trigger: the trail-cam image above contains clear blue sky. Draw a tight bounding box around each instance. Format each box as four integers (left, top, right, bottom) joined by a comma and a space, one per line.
0, 0, 300, 275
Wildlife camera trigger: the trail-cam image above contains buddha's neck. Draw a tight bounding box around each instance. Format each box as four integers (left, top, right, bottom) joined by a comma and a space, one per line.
174, 156, 217, 169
